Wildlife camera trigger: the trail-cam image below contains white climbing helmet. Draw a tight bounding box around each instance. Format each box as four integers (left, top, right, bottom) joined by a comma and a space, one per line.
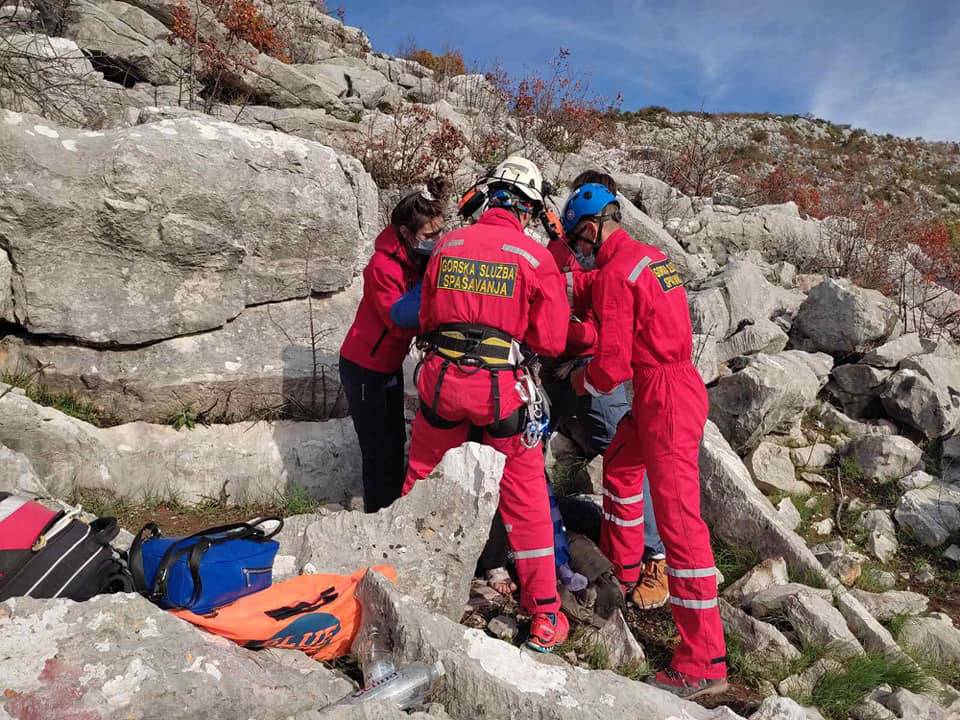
487, 155, 544, 206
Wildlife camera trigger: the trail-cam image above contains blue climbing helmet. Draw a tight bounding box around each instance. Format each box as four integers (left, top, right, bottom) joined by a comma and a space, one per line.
561, 183, 620, 234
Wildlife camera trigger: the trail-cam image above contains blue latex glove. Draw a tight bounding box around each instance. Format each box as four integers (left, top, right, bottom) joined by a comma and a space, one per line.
390, 282, 422, 329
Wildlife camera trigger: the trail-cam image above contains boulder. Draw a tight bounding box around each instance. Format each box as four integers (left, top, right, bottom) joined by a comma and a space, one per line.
299, 58, 399, 111
790, 443, 835, 469
693, 333, 721, 385
899, 470, 936, 490
688, 287, 730, 339
812, 402, 891, 439
826, 364, 891, 418
62, 0, 182, 85
355, 571, 743, 720
709, 351, 828, 453
722, 557, 790, 607
834, 589, 903, 656
0, 384, 362, 505
278, 443, 504, 620
719, 600, 799, 665
595, 610, 646, 669
793, 278, 899, 355
698, 260, 778, 332
0, 250, 12, 321
747, 584, 833, 618
1, 282, 360, 423
884, 688, 950, 720
895, 482, 960, 547
841, 434, 922, 482
861, 333, 934, 368
777, 497, 802, 531
716, 319, 789, 364
749, 697, 817, 720
898, 613, 960, 664
0, 110, 378, 345
0, 443, 47, 496
848, 589, 929, 622
881, 368, 960, 439
778, 658, 844, 700
745, 442, 811, 496
700, 422, 829, 584
0, 593, 353, 719
856, 510, 899, 563
783, 590, 864, 657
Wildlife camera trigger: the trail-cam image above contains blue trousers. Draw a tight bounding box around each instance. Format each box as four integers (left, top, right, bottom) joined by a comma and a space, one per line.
544, 377, 665, 558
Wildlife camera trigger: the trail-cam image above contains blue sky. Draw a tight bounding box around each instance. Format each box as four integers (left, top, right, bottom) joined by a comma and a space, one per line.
341, 1, 960, 141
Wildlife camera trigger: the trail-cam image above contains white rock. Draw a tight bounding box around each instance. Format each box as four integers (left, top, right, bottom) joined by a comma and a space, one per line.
790, 443, 836, 469
722, 557, 790, 606
777, 497, 802, 531
746, 442, 811, 496
842, 434, 923, 482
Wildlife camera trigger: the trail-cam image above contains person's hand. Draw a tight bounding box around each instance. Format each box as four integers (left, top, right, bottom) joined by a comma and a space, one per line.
570, 366, 588, 396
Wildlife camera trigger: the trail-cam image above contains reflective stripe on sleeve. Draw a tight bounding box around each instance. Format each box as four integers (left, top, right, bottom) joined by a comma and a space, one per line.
502, 243, 540, 269
670, 596, 718, 610
513, 547, 555, 560
628, 257, 653, 283
666, 566, 718, 579
0, 496, 28, 523
603, 489, 644, 505
602, 511, 644, 528
504, 524, 513, 532
565, 271, 575, 305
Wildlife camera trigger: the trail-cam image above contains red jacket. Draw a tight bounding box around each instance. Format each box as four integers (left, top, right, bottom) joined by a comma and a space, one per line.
340, 226, 422, 373
545, 239, 597, 357
585, 228, 694, 393
421, 209, 567, 357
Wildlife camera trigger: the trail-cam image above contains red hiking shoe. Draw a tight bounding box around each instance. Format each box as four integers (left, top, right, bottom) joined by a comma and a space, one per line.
526, 611, 570, 653
650, 667, 729, 700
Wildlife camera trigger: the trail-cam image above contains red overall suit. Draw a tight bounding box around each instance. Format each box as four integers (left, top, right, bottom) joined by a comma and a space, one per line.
582, 228, 726, 680
402, 208, 569, 615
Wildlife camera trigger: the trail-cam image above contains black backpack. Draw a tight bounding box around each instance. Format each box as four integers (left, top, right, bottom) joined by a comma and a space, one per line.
0, 492, 133, 602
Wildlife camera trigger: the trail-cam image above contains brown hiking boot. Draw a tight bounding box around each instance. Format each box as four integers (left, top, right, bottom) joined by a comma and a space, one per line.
630, 558, 669, 610
649, 668, 729, 700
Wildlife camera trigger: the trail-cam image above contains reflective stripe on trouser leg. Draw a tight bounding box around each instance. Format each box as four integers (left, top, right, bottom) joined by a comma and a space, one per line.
636, 364, 726, 679
598, 416, 646, 585
485, 428, 559, 614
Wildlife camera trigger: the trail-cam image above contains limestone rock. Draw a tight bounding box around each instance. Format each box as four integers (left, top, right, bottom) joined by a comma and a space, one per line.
777, 497, 802, 531
617, 194, 709, 285
0, 383, 362, 504
698, 260, 778, 332
487, 615, 518, 642
899, 470, 936, 490
0, 250, 12, 321
689, 287, 731, 339
0, 443, 48, 497
0, 593, 353, 719
700, 422, 830, 585
750, 697, 822, 720
793, 278, 899, 355
783, 590, 864, 657
882, 367, 960, 439
709, 351, 829, 453
898, 613, 960, 664
2, 282, 361, 423
278, 443, 504, 620
851, 699, 898, 720
717, 319, 790, 364
746, 442, 811, 496
861, 333, 935, 368
895, 482, 960, 547
719, 599, 799, 665
355, 571, 742, 720
790, 443, 836, 469
857, 510, 899, 563
777, 657, 843, 699
722, 557, 790, 607
596, 609, 646, 669
842, 434, 922, 482
0, 110, 378, 345
694, 333, 721, 385
884, 688, 951, 720
747, 584, 833, 618
826, 364, 891, 418
834, 590, 901, 655
848, 589, 929, 622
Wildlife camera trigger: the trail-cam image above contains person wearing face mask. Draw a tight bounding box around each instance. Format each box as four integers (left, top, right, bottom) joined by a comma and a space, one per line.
402, 156, 571, 653
339, 177, 449, 513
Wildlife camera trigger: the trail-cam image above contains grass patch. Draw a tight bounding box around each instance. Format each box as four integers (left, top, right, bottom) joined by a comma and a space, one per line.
811, 652, 932, 720
713, 538, 759, 590
884, 612, 910, 641
856, 562, 893, 593
278, 484, 322, 516
1, 370, 119, 427
837, 455, 864, 482
727, 633, 824, 688
164, 401, 200, 430
903, 645, 960, 689
615, 660, 650, 681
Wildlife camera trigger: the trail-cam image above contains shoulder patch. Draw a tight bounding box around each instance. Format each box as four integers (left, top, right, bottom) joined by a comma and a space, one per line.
648, 258, 683, 292
436, 256, 517, 298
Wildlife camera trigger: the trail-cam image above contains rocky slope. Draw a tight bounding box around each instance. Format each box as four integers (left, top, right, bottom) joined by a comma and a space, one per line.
2, 3, 960, 719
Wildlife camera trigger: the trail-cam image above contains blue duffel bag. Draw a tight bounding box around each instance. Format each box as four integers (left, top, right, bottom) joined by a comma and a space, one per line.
129, 518, 282, 615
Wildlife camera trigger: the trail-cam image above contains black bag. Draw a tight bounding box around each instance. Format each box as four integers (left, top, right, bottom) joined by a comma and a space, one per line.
0, 492, 133, 602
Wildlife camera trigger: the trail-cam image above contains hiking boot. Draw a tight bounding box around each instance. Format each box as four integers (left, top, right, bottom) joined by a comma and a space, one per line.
526, 611, 570, 653
630, 558, 669, 610
649, 667, 729, 700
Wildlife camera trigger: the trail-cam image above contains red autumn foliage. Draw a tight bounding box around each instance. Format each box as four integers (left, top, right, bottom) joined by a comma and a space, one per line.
405, 47, 466, 81
743, 165, 824, 218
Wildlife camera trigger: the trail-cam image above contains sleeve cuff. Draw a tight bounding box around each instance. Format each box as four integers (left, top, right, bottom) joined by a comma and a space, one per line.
583, 374, 603, 397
